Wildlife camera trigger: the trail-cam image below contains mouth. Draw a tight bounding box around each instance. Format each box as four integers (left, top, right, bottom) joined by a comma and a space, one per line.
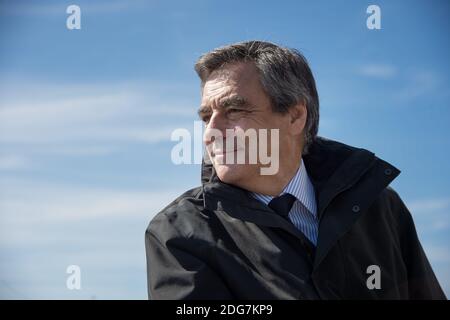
212, 149, 237, 157
211, 146, 248, 157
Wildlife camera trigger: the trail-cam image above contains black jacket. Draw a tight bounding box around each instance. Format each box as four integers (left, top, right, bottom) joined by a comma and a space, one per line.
145, 137, 446, 299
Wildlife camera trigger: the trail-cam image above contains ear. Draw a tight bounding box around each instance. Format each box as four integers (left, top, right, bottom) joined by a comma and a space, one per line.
288, 102, 307, 136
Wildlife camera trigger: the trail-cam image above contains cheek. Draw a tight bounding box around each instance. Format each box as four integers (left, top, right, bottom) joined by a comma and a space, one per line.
232, 116, 264, 131
252, 113, 283, 130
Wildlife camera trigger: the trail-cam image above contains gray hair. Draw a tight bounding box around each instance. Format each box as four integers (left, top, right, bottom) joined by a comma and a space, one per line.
194, 40, 319, 154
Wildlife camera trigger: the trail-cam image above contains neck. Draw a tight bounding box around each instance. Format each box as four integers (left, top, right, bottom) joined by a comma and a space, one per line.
243, 156, 302, 196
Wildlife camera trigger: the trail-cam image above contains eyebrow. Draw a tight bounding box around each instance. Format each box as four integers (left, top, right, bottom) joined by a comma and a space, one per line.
197, 95, 251, 118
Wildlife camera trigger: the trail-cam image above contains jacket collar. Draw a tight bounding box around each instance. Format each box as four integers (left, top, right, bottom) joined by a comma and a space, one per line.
201, 136, 401, 266
303, 137, 379, 219
201, 136, 398, 207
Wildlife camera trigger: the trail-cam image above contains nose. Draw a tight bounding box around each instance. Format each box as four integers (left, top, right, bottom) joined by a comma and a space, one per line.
203, 112, 227, 146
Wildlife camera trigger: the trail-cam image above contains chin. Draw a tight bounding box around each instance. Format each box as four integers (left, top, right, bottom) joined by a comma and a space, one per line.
214, 163, 247, 185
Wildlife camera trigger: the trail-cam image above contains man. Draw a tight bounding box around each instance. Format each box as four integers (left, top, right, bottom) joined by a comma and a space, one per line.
145, 41, 445, 299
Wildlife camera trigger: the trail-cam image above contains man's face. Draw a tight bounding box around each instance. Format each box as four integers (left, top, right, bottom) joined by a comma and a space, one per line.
199, 62, 297, 191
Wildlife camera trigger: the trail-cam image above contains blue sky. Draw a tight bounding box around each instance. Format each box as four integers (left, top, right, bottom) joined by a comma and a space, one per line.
0, 0, 449, 299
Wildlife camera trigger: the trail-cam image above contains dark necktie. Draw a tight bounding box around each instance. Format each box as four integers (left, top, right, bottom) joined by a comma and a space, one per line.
268, 193, 296, 220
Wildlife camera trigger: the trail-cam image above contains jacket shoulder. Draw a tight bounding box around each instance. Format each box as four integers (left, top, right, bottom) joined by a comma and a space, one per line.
145, 186, 210, 241
380, 185, 402, 204
371, 186, 410, 226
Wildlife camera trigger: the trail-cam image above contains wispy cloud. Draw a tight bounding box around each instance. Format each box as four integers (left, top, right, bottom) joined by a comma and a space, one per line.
0, 155, 29, 170
423, 244, 450, 263
42, 145, 120, 157
406, 197, 450, 232
0, 81, 199, 167
356, 64, 397, 79
0, 179, 188, 299
422, 243, 450, 296
0, 182, 183, 226
0, 0, 149, 16
393, 70, 442, 102
408, 197, 450, 213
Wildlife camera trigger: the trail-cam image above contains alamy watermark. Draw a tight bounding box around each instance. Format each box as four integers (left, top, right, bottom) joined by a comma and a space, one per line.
66, 265, 81, 290
366, 5, 381, 30
66, 5, 81, 30
366, 264, 381, 290
171, 121, 280, 175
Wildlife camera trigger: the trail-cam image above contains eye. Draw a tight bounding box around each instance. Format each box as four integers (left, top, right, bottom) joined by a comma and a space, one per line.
199, 111, 211, 123
201, 115, 211, 123
227, 108, 241, 114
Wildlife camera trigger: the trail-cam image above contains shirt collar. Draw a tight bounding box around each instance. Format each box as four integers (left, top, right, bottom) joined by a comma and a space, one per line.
251, 158, 317, 216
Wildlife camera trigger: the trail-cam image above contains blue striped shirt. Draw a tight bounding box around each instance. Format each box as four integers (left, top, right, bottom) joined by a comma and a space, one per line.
251, 158, 319, 245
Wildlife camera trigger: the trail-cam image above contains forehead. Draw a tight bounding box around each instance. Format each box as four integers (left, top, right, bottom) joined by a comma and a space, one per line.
201, 62, 262, 103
